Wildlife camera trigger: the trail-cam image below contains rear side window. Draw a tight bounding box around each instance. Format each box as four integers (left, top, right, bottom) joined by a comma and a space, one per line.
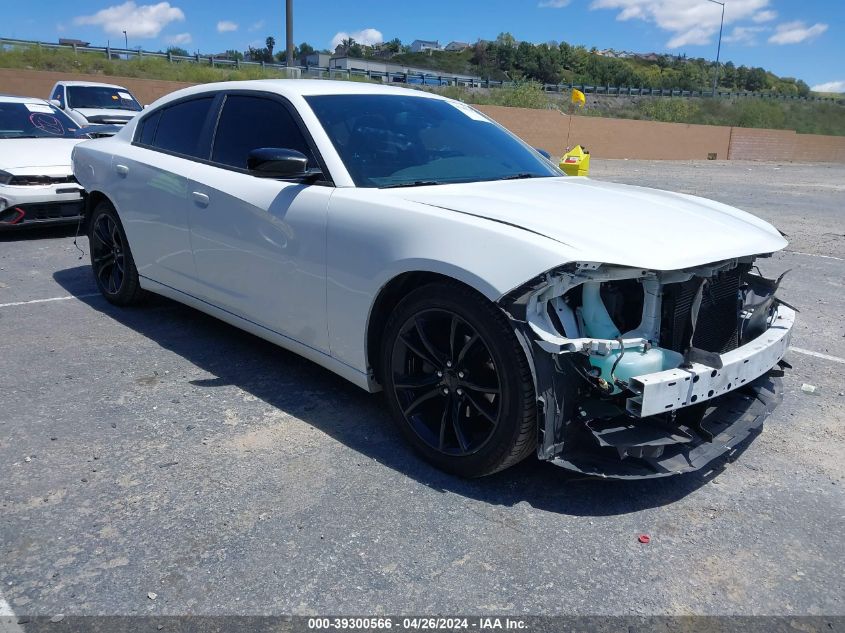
211, 95, 315, 169
151, 97, 214, 158
137, 109, 161, 146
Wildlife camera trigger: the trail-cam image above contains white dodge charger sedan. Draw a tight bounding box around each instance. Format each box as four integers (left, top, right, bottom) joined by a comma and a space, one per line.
1, 95, 87, 229
72, 80, 795, 479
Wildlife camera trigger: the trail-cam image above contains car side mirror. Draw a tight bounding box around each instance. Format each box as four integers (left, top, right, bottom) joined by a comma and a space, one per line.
535, 147, 552, 160
247, 148, 321, 181
49, 99, 63, 109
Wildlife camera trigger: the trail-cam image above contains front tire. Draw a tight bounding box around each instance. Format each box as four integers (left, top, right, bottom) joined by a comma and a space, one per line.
88, 200, 144, 306
381, 281, 537, 477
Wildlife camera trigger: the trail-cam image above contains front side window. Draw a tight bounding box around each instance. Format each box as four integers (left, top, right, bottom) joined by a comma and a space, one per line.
66, 86, 143, 111
0, 102, 80, 139
211, 95, 316, 169
151, 97, 214, 158
305, 94, 559, 188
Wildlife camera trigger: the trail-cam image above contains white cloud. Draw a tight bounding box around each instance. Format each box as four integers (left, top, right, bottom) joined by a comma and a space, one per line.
165, 32, 191, 45
73, 1, 185, 38
217, 20, 238, 33
723, 25, 767, 45
248, 20, 265, 32
589, 0, 770, 49
538, 0, 571, 7
330, 28, 383, 50
752, 9, 777, 23
768, 21, 828, 45
810, 80, 845, 93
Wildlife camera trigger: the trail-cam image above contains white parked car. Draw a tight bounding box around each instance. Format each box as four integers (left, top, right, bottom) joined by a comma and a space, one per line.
49, 81, 143, 127
0, 95, 87, 229
72, 80, 794, 479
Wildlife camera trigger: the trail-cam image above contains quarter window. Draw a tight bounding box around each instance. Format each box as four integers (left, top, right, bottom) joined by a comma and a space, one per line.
136, 109, 161, 146
211, 95, 315, 169
151, 97, 214, 158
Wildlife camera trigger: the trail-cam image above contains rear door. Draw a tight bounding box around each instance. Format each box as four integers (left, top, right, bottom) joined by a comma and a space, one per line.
109, 96, 216, 293
185, 92, 334, 353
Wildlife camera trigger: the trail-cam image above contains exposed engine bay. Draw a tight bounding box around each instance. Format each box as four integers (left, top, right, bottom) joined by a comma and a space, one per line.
503, 256, 796, 478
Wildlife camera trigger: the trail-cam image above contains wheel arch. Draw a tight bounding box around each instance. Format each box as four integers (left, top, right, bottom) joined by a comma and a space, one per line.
364, 266, 518, 389
83, 190, 113, 231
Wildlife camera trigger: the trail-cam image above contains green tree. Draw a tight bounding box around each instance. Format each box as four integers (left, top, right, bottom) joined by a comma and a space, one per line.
166, 46, 188, 57
746, 67, 768, 92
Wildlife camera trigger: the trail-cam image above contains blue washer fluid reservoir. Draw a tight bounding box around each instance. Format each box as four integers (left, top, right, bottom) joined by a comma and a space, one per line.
580, 281, 683, 394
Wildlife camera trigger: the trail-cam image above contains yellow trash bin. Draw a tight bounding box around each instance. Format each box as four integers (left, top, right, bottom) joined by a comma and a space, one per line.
559, 145, 591, 177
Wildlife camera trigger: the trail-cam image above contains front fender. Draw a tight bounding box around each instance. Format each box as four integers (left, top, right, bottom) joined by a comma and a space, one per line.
325, 190, 573, 375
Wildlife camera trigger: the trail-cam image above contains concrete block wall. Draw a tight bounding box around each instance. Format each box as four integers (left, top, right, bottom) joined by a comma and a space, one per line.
2, 68, 844, 162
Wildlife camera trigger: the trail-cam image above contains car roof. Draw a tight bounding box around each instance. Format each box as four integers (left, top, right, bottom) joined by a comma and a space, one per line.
0, 94, 51, 105
150, 79, 448, 108
56, 81, 129, 89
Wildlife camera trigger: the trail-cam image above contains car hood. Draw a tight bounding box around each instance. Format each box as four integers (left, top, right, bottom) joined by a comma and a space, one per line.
383, 177, 788, 270
0, 138, 82, 174
73, 108, 137, 124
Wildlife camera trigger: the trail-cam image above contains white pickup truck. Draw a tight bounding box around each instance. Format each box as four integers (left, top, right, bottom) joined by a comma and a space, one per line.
48, 80, 143, 127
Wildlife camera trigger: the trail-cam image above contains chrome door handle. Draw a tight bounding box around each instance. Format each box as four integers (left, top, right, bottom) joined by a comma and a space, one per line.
191, 191, 209, 207
115, 164, 129, 176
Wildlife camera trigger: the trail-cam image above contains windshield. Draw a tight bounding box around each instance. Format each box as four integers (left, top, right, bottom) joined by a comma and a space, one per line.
305, 94, 560, 188
67, 86, 142, 111
0, 102, 81, 139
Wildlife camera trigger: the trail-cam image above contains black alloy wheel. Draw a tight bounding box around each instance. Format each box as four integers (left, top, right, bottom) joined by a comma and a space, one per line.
382, 282, 536, 477
88, 200, 144, 306
391, 309, 502, 456
91, 212, 126, 295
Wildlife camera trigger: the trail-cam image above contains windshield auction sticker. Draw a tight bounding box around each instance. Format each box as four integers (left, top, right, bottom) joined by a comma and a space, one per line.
449, 101, 490, 122
25, 103, 55, 114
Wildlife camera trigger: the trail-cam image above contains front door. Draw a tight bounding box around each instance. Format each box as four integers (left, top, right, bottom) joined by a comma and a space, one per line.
186, 93, 333, 353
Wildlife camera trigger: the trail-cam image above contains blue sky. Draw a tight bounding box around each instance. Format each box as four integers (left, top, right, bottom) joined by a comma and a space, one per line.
4, 0, 844, 90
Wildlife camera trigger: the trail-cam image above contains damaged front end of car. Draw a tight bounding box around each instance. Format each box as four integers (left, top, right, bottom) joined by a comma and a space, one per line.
501, 257, 796, 479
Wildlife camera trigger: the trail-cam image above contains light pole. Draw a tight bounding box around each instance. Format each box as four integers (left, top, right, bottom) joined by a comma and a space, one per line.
285, 0, 294, 68
707, 0, 725, 96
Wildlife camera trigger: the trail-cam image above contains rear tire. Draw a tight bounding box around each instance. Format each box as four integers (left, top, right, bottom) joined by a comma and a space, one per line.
88, 200, 144, 306
381, 281, 537, 477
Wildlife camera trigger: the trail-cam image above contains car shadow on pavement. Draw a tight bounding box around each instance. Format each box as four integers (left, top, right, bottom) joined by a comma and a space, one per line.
54, 264, 757, 517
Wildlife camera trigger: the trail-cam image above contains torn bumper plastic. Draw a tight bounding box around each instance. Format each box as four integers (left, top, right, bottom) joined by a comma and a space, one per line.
552, 374, 782, 479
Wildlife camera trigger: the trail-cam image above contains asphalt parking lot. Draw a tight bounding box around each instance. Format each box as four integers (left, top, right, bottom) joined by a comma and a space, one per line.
1, 160, 843, 620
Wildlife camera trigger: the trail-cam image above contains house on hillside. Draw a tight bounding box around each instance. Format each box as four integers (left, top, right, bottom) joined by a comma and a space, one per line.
410, 40, 441, 53
444, 41, 470, 52
302, 52, 332, 67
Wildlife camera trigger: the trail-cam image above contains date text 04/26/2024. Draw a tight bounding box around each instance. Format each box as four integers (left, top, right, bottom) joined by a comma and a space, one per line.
307, 617, 527, 630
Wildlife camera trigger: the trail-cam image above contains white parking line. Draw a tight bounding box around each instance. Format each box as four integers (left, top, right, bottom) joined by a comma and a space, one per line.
789, 346, 845, 365
786, 250, 845, 262
0, 594, 24, 633
0, 294, 99, 309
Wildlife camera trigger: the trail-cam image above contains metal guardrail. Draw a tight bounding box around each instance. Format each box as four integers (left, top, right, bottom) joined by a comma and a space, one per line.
1, 37, 840, 103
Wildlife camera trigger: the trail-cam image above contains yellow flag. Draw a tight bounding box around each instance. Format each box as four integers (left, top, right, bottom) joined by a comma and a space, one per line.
571, 88, 586, 107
